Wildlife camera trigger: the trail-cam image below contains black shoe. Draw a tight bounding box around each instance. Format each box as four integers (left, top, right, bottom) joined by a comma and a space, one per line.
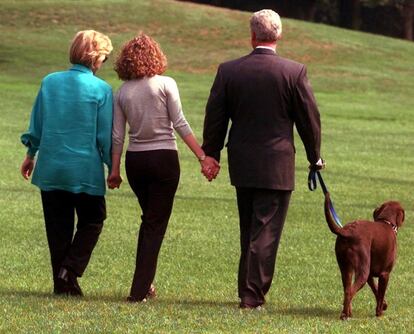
58, 267, 83, 297
126, 296, 147, 303
239, 302, 263, 310
53, 280, 69, 295
127, 284, 156, 303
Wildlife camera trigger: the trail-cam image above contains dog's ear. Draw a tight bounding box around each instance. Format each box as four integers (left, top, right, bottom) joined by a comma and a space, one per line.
396, 208, 405, 227
373, 205, 384, 221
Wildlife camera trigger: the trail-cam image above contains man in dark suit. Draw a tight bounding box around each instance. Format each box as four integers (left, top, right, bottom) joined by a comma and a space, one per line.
201, 9, 324, 309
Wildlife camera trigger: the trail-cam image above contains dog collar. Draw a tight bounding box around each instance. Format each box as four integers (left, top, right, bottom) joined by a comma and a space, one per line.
380, 219, 398, 234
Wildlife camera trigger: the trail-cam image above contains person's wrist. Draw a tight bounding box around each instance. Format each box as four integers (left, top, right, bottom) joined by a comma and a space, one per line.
312, 158, 325, 170
198, 154, 206, 162
317, 158, 325, 167
110, 168, 120, 175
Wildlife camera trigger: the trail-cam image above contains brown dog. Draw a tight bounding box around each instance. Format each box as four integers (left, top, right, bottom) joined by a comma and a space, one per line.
324, 193, 405, 320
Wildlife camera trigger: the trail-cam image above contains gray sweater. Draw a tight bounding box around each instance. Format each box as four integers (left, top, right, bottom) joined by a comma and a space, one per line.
112, 75, 193, 154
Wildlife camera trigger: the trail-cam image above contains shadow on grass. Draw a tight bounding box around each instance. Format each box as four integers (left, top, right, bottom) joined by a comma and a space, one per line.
159, 299, 339, 319
105, 191, 235, 203
0, 288, 338, 318
0, 288, 234, 306
277, 306, 339, 319
0, 289, 53, 299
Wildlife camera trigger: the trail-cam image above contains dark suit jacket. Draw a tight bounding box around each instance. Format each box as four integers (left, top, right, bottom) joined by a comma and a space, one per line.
202, 48, 321, 190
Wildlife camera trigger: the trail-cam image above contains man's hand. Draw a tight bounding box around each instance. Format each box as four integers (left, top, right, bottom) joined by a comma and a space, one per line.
107, 172, 123, 189
200, 156, 220, 182
21, 156, 34, 180
309, 158, 326, 171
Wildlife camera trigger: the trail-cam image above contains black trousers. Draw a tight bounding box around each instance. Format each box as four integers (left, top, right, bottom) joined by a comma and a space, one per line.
41, 190, 106, 290
125, 150, 180, 300
236, 187, 291, 306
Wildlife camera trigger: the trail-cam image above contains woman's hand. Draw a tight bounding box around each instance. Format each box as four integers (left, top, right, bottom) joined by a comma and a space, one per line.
21, 156, 34, 180
107, 172, 123, 189
200, 156, 220, 182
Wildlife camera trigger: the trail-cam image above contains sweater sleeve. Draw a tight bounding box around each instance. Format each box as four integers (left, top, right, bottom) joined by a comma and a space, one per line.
21, 86, 43, 158
165, 78, 193, 138
111, 91, 127, 155
97, 87, 113, 171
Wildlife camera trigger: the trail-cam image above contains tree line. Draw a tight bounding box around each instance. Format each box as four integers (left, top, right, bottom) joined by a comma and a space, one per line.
178, 0, 414, 41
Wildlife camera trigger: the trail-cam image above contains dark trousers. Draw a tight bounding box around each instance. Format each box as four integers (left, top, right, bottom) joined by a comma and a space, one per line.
236, 187, 291, 306
125, 150, 180, 300
41, 190, 106, 291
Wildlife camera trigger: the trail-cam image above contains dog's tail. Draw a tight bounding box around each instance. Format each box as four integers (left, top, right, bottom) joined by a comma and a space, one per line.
324, 192, 347, 236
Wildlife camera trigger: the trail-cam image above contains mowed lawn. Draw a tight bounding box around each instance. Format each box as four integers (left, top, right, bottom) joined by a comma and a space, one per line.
1, 0, 413, 333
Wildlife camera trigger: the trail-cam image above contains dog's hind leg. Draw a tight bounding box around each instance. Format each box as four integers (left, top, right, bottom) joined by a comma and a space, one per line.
340, 269, 353, 320
341, 267, 369, 320
351, 269, 369, 295
367, 276, 388, 315
376, 273, 390, 317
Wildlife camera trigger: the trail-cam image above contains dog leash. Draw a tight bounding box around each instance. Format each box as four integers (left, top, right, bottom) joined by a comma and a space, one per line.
308, 170, 343, 228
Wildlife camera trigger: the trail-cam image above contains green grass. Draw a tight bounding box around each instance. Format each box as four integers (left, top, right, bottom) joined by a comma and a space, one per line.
1, 0, 414, 333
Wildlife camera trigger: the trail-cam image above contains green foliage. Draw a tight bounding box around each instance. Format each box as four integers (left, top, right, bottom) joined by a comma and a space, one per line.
1, 0, 414, 333
361, 0, 411, 7
361, 0, 391, 6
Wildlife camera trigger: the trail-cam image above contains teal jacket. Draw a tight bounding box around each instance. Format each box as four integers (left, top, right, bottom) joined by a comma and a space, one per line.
21, 64, 113, 196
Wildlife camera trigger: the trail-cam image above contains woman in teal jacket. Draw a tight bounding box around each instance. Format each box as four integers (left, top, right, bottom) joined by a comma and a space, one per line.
20, 30, 113, 296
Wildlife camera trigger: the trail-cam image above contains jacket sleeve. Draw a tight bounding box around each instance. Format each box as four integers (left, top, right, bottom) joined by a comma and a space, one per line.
111, 91, 127, 155
292, 65, 321, 164
97, 87, 113, 171
202, 65, 230, 162
21, 87, 43, 158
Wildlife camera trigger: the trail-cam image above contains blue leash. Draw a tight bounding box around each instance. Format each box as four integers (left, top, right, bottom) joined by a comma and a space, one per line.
308, 170, 343, 228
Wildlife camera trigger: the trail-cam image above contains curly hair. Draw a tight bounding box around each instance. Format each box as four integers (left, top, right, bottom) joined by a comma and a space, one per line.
115, 34, 167, 80
69, 30, 113, 72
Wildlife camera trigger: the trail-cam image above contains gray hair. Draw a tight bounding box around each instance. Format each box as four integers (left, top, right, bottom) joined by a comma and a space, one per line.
250, 9, 282, 42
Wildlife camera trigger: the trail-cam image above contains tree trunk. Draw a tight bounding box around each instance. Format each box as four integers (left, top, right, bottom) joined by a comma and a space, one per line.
400, 3, 414, 40
351, 0, 361, 30
306, 0, 318, 22
339, 0, 361, 29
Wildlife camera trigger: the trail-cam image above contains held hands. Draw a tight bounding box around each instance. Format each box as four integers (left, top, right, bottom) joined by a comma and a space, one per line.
107, 172, 123, 189
200, 156, 220, 182
21, 156, 34, 180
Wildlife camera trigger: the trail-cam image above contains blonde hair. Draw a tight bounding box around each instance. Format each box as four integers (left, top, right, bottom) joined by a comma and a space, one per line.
250, 9, 282, 42
114, 33, 167, 81
69, 30, 113, 72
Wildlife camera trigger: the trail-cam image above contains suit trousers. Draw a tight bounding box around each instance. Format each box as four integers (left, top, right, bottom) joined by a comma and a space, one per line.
236, 187, 291, 306
125, 150, 180, 300
40, 190, 106, 291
